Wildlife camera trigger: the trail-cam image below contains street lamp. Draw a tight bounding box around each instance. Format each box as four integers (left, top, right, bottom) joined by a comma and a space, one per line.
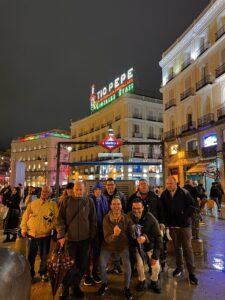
44, 159, 48, 185
67, 146, 72, 183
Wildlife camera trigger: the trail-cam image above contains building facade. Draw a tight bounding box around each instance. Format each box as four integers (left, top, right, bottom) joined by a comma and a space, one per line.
11, 130, 71, 187
160, 0, 225, 192
0, 151, 10, 186
70, 93, 163, 186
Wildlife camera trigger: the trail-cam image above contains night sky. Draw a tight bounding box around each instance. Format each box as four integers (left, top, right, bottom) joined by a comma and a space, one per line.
0, 0, 210, 149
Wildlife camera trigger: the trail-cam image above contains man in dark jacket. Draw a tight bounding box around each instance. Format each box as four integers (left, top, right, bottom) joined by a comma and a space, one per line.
57, 181, 97, 299
160, 176, 198, 285
128, 199, 163, 293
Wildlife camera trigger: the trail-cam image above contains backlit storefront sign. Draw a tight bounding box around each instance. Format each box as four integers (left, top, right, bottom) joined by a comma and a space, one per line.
170, 144, 179, 155
90, 68, 134, 112
204, 134, 217, 147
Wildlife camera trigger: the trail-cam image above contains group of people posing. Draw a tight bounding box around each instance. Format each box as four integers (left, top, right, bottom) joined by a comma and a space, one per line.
16, 176, 202, 300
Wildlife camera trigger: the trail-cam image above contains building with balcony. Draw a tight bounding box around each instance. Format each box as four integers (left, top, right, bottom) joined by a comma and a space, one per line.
0, 150, 10, 186
159, 0, 225, 192
10, 129, 71, 187
70, 93, 163, 185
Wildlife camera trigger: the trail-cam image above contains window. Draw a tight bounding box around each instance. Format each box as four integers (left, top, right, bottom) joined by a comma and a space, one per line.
187, 140, 198, 151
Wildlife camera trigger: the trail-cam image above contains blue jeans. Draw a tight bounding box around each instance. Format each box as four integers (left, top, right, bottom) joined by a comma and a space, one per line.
28, 235, 51, 277
99, 248, 131, 288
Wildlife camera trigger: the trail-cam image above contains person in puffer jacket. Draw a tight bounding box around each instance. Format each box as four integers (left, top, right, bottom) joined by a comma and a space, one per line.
20, 185, 58, 282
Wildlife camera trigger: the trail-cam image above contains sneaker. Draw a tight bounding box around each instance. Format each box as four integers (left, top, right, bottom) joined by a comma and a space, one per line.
97, 283, 108, 296
41, 274, 49, 282
84, 275, 94, 286
136, 280, 146, 291
74, 286, 84, 298
172, 268, 182, 277
3, 237, 11, 243
148, 280, 161, 293
92, 274, 102, 284
114, 265, 123, 274
124, 288, 133, 300
189, 273, 199, 285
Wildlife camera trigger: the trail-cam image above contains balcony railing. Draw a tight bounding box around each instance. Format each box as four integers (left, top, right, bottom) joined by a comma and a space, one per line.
148, 134, 159, 140
181, 121, 196, 134
197, 113, 214, 128
133, 113, 142, 119
165, 98, 176, 110
164, 129, 175, 139
133, 152, 144, 158
185, 149, 199, 158
181, 58, 192, 71
180, 88, 194, 101
133, 132, 143, 138
196, 43, 209, 58
166, 72, 175, 84
217, 105, 225, 120
215, 24, 225, 41
196, 74, 213, 91
216, 63, 225, 78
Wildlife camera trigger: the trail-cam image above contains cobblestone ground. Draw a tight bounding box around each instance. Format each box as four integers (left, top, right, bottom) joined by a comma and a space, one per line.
0, 204, 225, 300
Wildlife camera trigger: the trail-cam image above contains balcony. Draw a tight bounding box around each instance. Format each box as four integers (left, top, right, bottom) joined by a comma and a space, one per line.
115, 115, 121, 121
201, 145, 217, 158
196, 43, 209, 58
181, 58, 192, 72
180, 88, 194, 101
180, 121, 196, 134
164, 129, 176, 140
215, 24, 225, 41
166, 71, 175, 84
148, 134, 160, 140
197, 113, 214, 128
196, 75, 214, 91
165, 98, 176, 110
216, 63, 225, 78
133, 152, 144, 158
133, 113, 142, 119
133, 132, 143, 138
217, 105, 225, 120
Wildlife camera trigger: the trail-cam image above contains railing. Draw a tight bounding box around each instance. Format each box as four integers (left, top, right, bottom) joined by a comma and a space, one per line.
185, 149, 199, 158
215, 24, 225, 41
181, 121, 196, 133
197, 113, 214, 128
133, 113, 142, 119
181, 58, 192, 71
196, 74, 213, 91
180, 88, 194, 101
216, 63, 225, 78
217, 106, 225, 120
196, 43, 209, 58
165, 98, 176, 110
148, 134, 161, 140
132, 132, 143, 138
164, 129, 175, 139
166, 72, 175, 84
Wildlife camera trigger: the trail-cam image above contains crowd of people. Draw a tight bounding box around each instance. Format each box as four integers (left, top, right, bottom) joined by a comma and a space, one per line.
0, 177, 224, 300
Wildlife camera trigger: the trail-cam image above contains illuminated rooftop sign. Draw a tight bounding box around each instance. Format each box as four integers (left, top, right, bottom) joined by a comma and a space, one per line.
90, 67, 134, 113
17, 131, 71, 142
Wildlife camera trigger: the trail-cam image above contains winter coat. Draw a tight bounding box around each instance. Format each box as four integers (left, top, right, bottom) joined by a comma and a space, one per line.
104, 189, 127, 212
20, 198, 58, 238
57, 196, 97, 242
160, 186, 197, 228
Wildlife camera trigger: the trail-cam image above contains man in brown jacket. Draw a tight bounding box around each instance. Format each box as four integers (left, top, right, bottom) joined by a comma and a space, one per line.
57, 181, 97, 299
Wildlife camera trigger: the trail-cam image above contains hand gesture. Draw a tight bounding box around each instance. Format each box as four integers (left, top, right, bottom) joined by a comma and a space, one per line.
113, 225, 121, 236
137, 235, 146, 244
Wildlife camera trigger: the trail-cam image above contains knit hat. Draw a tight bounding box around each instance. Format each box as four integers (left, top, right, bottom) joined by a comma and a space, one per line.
66, 182, 74, 190
92, 181, 104, 191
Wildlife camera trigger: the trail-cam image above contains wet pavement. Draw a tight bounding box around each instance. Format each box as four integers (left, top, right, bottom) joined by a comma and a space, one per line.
0, 204, 225, 299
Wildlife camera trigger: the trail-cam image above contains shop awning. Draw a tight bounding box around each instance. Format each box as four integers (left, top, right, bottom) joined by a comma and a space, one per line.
187, 161, 216, 174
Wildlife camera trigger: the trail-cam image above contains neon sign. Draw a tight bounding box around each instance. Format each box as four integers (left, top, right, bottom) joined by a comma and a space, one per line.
90, 68, 134, 112
17, 131, 71, 142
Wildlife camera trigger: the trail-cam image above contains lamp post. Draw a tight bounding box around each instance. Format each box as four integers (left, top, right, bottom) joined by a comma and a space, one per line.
44, 159, 48, 185
67, 146, 72, 183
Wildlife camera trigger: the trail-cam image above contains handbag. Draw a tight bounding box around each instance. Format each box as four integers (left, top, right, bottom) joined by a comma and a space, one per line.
207, 199, 214, 209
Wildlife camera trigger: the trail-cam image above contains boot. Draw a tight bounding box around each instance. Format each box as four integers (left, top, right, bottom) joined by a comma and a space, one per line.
3, 235, 11, 243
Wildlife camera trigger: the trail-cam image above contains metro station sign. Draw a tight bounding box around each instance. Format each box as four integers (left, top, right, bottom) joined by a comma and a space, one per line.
98, 136, 123, 151
90, 67, 134, 113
